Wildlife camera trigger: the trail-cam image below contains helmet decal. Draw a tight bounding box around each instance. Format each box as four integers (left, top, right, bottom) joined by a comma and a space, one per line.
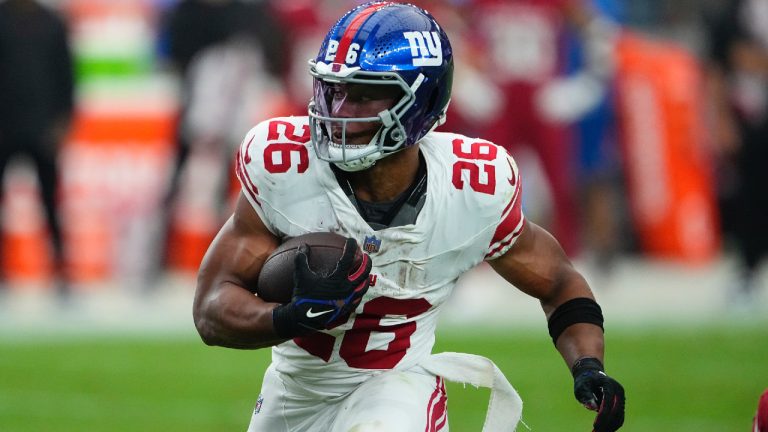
308, 2, 454, 171
403, 31, 443, 66
325, 2, 394, 65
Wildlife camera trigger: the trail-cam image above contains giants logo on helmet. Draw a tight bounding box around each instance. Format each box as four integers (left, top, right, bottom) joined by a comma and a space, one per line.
403, 31, 442, 66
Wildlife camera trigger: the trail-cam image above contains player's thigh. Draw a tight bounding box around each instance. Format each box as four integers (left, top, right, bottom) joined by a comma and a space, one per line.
331, 370, 448, 432
246, 365, 337, 432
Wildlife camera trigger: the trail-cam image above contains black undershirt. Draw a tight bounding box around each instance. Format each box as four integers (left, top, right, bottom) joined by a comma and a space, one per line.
332, 152, 428, 230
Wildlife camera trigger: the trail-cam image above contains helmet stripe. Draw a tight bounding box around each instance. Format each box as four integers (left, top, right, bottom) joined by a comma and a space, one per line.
334, 2, 393, 64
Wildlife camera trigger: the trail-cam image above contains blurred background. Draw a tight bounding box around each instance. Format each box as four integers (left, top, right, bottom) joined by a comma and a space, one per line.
0, 0, 766, 431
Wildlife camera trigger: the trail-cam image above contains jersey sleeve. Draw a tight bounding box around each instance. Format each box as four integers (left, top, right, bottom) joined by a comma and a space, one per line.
234, 117, 315, 237
235, 122, 276, 234
484, 151, 525, 260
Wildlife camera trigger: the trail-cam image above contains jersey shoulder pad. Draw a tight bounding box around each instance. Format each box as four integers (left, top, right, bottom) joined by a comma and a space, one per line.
236, 116, 314, 208
428, 131, 520, 210
426, 132, 525, 259
484, 144, 525, 259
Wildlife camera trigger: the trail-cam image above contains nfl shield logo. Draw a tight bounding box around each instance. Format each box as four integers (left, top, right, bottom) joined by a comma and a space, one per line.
254, 394, 264, 414
363, 235, 382, 253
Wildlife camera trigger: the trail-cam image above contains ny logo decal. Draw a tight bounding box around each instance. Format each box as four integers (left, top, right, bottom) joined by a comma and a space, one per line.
403, 31, 442, 66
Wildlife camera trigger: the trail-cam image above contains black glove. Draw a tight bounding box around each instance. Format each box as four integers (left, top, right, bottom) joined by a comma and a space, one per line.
572, 357, 625, 432
272, 238, 372, 338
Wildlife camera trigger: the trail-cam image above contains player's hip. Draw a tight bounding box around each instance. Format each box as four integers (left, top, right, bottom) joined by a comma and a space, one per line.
247, 362, 448, 432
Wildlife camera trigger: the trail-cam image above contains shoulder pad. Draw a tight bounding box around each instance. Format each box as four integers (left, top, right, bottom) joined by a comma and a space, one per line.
236, 117, 313, 209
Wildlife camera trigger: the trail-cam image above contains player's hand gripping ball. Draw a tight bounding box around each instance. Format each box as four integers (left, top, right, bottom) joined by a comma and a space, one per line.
263, 233, 372, 338
256, 232, 363, 303
572, 357, 625, 432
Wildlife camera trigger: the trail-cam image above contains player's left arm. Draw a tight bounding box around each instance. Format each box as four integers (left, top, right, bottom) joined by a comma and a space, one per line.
481, 144, 626, 429
488, 223, 625, 431
488, 222, 601, 364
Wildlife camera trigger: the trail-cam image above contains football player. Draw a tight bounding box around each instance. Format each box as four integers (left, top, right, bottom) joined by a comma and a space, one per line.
193, 2, 625, 431
756, 389, 768, 432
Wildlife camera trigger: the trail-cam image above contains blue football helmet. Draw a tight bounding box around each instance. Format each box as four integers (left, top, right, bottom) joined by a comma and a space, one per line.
308, 2, 454, 171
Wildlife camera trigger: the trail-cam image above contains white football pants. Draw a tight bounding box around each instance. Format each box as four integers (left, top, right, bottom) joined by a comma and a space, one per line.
246, 363, 448, 432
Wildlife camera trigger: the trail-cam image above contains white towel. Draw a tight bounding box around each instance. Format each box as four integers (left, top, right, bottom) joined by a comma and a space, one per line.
421, 352, 523, 432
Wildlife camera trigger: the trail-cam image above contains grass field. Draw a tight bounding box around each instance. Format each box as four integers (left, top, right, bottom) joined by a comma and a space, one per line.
1, 322, 766, 432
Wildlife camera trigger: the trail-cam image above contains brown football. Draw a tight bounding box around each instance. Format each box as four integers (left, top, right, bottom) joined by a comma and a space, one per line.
255, 232, 362, 303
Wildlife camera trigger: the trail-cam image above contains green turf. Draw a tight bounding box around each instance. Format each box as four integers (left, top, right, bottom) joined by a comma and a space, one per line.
1, 323, 766, 431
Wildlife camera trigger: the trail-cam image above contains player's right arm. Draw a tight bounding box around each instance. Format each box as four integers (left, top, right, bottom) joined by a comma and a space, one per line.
194, 117, 371, 348
193, 192, 285, 349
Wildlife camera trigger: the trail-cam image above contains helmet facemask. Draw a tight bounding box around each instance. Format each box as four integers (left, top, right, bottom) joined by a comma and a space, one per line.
308, 60, 419, 172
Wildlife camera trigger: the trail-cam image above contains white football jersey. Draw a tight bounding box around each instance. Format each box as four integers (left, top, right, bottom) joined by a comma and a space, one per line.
237, 116, 524, 390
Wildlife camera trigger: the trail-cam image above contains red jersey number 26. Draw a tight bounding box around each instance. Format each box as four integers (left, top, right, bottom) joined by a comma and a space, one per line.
263, 120, 310, 174
451, 139, 497, 195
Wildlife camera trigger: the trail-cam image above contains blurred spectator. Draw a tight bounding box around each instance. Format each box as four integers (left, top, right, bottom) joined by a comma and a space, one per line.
0, 0, 74, 295
705, 0, 768, 301
157, 0, 285, 271
429, 0, 619, 256
563, 0, 627, 273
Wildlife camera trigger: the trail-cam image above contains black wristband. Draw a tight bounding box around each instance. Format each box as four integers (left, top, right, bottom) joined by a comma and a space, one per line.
571, 357, 605, 377
272, 304, 309, 339
548, 297, 604, 345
